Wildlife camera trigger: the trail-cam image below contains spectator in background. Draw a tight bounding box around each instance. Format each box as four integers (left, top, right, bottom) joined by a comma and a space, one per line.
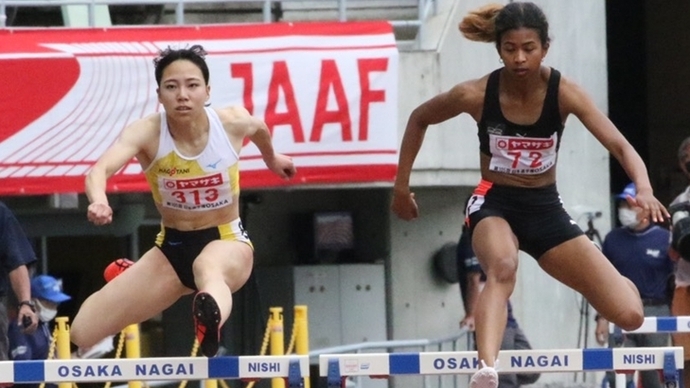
669, 136, 690, 388
8, 275, 71, 388
0, 201, 39, 361
457, 201, 540, 388
595, 183, 672, 388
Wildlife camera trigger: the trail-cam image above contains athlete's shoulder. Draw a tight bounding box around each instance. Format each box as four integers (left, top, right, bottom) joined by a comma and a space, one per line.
453, 72, 491, 97
439, 75, 488, 117
551, 66, 591, 101
555, 72, 596, 117
214, 105, 252, 124
125, 112, 161, 133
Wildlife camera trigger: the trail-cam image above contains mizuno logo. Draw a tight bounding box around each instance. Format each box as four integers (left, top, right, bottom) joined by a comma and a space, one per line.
206, 159, 222, 169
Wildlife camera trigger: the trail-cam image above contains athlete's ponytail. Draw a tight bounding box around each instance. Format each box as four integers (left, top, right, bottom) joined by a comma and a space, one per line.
458, 3, 503, 43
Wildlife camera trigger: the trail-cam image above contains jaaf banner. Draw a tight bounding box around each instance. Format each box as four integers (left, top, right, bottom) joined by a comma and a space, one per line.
0, 22, 398, 195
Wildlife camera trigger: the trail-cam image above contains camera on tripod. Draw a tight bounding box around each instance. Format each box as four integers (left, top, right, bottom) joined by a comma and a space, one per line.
669, 201, 690, 260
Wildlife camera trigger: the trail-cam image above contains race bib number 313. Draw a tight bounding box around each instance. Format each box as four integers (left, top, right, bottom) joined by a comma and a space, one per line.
159, 172, 232, 211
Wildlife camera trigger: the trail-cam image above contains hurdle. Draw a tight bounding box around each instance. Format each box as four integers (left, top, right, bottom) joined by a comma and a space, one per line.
0, 355, 309, 385
610, 316, 690, 334
319, 347, 683, 387
608, 316, 690, 388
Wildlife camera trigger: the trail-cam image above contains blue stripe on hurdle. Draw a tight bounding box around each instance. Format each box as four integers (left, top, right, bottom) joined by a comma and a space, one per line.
582, 348, 613, 371
389, 353, 419, 374
14, 360, 44, 382
208, 357, 239, 379
657, 317, 677, 332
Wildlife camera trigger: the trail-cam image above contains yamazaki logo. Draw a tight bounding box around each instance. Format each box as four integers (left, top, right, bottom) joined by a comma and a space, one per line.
496, 138, 554, 150
233, 58, 389, 146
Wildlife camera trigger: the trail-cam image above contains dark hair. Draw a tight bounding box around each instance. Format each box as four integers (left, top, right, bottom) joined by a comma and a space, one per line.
459, 2, 550, 49
153, 44, 210, 86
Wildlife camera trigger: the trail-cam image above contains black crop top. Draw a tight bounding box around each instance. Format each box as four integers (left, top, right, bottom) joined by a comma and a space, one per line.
477, 68, 564, 175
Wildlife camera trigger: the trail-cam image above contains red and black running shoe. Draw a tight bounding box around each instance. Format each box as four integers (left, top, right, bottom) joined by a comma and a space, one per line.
193, 292, 221, 357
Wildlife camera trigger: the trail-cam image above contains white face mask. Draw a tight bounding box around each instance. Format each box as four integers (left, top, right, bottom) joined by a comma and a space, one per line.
35, 299, 57, 322
618, 207, 640, 228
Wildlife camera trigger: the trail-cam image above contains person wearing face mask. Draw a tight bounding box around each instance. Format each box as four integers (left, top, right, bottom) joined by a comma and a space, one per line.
594, 183, 673, 388
8, 274, 70, 386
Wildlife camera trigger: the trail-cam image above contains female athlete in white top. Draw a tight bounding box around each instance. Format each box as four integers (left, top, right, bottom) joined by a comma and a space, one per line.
71, 45, 295, 357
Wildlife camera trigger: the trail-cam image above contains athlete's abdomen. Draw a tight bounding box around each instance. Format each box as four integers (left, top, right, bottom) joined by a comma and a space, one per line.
480, 153, 557, 188
156, 195, 241, 231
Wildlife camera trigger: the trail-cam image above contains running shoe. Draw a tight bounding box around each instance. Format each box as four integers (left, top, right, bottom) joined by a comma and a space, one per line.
193, 292, 221, 357
470, 359, 499, 388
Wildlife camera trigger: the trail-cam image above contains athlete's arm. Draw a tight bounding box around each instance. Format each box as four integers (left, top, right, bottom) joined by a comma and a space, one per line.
560, 78, 668, 222
85, 118, 154, 224
392, 80, 482, 220
395, 82, 479, 189
220, 106, 295, 179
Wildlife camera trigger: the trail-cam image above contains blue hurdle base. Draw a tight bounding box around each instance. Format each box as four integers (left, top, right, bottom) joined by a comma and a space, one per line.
288, 359, 304, 388
327, 359, 345, 388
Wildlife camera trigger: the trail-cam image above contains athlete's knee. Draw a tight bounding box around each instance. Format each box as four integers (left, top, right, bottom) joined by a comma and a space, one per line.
484, 256, 518, 285
69, 294, 109, 349
193, 259, 219, 279
195, 252, 251, 280
612, 305, 644, 331
70, 319, 97, 349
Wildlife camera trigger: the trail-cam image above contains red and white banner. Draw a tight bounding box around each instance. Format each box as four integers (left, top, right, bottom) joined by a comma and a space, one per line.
0, 22, 398, 195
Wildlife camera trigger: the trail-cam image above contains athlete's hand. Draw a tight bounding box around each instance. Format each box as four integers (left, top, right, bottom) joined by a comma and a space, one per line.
265, 153, 296, 180
391, 189, 419, 220
88, 202, 113, 225
460, 315, 475, 331
624, 188, 670, 224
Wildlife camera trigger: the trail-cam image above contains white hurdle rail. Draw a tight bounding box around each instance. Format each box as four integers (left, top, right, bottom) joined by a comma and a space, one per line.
610, 316, 690, 334
607, 316, 689, 388
319, 347, 683, 385
0, 355, 309, 384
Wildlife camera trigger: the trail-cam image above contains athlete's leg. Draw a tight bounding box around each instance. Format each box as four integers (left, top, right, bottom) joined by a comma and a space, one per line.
538, 235, 643, 331
498, 326, 519, 388
471, 216, 520, 367
71, 247, 190, 348
191, 240, 253, 356
192, 240, 253, 323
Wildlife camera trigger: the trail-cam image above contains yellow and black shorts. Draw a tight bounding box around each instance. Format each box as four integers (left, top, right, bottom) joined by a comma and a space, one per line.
155, 219, 253, 290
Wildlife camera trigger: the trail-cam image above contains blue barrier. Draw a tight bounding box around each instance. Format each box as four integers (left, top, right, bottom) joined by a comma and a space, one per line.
0, 355, 309, 384
319, 347, 683, 376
